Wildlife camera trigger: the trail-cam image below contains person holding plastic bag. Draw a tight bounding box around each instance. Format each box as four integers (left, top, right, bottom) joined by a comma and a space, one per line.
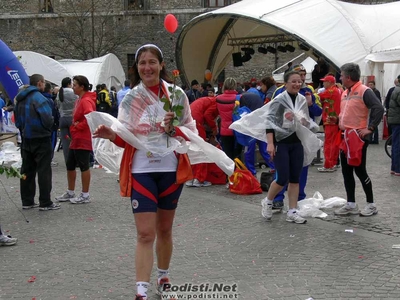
261, 71, 320, 224
230, 71, 320, 224
334, 63, 383, 217
92, 44, 197, 300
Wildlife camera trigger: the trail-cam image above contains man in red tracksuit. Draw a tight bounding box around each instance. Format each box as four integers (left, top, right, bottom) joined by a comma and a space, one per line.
186, 96, 219, 187
318, 75, 341, 172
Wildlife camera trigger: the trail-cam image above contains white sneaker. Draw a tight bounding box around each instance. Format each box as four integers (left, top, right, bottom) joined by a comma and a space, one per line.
55, 191, 75, 202
359, 203, 378, 217
202, 181, 212, 187
317, 167, 336, 173
185, 180, 194, 187
334, 203, 359, 215
70, 193, 91, 204
261, 198, 273, 220
0, 235, 17, 246
156, 278, 177, 299
286, 211, 307, 224
192, 179, 203, 187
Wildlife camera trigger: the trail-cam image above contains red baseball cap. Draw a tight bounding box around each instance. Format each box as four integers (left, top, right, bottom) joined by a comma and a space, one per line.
320, 75, 336, 83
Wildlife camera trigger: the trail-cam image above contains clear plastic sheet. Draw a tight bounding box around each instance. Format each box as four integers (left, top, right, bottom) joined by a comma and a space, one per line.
297, 191, 347, 218
229, 91, 322, 166
0, 142, 21, 168
85, 80, 234, 176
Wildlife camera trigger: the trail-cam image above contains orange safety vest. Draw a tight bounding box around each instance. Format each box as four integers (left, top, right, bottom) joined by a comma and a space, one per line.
339, 81, 369, 130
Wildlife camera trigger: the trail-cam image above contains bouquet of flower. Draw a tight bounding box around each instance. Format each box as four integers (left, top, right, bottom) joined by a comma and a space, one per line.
322, 90, 338, 125
0, 163, 26, 179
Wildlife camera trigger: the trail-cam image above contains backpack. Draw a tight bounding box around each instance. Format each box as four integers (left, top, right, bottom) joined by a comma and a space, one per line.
97, 91, 111, 113
232, 104, 254, 146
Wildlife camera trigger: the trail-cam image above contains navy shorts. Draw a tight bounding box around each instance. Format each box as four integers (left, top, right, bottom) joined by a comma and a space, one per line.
130, 172, 184, 213
66, 149, 91, 172
274, 142, 304, 186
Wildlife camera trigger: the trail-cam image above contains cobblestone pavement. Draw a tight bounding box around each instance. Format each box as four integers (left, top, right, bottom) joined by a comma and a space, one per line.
0, 143, 399, 300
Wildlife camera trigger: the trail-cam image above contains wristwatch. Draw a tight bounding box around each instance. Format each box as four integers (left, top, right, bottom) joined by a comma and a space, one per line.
368, 125, 375, 132
166, 127, 176, 137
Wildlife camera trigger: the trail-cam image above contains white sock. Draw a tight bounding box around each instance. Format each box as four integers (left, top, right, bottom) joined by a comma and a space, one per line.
82, 192, 90, 198
347, 202, 356, 208
157, 268, 169, 283
265, 198, 273, 205
288, 208, 296, 215
67, 190, 75, 196
136, 282, 149, 297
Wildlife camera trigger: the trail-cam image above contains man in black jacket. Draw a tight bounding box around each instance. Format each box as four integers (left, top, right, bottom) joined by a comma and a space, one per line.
185, 80, 201, 104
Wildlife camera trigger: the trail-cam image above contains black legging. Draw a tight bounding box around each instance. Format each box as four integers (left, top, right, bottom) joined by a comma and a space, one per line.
220, 135, 242, 160
340, 142, 373, 203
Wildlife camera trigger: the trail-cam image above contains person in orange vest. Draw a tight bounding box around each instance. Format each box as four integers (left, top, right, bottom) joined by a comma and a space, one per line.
317, 75, 341, 172
334, 63, 383, 217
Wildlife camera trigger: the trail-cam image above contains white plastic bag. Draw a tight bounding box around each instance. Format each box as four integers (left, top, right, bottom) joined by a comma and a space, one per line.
92, 138, 123, 175
296, 192, 345, 218
1, 111, 18, 133
297, 191, 327, 219
320, 197, 347, 209
296, 123, 323, 166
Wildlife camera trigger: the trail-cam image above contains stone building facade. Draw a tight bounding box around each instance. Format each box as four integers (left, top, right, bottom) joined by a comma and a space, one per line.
0, 0, 397, 86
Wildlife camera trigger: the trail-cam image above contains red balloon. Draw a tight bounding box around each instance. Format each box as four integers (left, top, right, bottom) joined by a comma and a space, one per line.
164, 14, 178, 34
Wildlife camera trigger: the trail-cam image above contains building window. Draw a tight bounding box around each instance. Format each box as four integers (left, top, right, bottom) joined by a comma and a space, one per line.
127, 54, 136, 70
205, 0, 231, 7
125, 0, 145, 10
40, 0, 54, 13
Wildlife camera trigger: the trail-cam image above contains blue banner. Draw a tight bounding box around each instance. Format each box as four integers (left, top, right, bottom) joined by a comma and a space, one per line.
0, 39, 29, 101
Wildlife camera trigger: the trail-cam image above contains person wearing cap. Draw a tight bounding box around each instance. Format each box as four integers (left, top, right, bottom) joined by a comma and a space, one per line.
270, 64, 322, 209
186, 79, 201, 104
93, 44, 197, 300
334, 63, 383, 217
317, 75, 341, 172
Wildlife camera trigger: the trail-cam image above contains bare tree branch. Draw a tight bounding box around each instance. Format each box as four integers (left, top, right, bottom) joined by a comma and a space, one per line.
42, 0, 135, 60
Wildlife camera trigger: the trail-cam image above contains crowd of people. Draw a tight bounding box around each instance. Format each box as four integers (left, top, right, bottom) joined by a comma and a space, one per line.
0, 42, 397, 300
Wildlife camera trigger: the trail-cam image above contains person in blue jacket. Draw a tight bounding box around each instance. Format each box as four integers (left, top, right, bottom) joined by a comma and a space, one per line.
14, 74, 60, 211
271, 64, 322, 208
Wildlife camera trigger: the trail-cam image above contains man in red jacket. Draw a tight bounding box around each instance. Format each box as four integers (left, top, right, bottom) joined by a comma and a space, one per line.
318, 75, 341, 172
186, 96, 219, 187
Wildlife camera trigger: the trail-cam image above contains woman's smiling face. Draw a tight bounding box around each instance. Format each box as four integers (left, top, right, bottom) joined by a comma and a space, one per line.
137, 50, 164, 87
285, 73, 302, 94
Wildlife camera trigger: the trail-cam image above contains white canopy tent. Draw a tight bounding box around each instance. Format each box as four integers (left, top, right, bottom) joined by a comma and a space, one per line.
176, 0, 400, 96
14, 51, 125, 90
14, 51, 71, 86
365, 47, 400, 100
59, 54, 126, 91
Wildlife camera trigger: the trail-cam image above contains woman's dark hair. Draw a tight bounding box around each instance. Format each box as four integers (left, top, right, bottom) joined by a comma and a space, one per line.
61, 77, 72, 88
59, 77, 72, 102
283, 70, 300, 83
129, 45, 172, 88
73, 75, 90, 92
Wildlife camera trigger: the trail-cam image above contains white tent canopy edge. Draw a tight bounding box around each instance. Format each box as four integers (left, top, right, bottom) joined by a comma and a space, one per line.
177, 0, 400, 96
13, 51, 126, 90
